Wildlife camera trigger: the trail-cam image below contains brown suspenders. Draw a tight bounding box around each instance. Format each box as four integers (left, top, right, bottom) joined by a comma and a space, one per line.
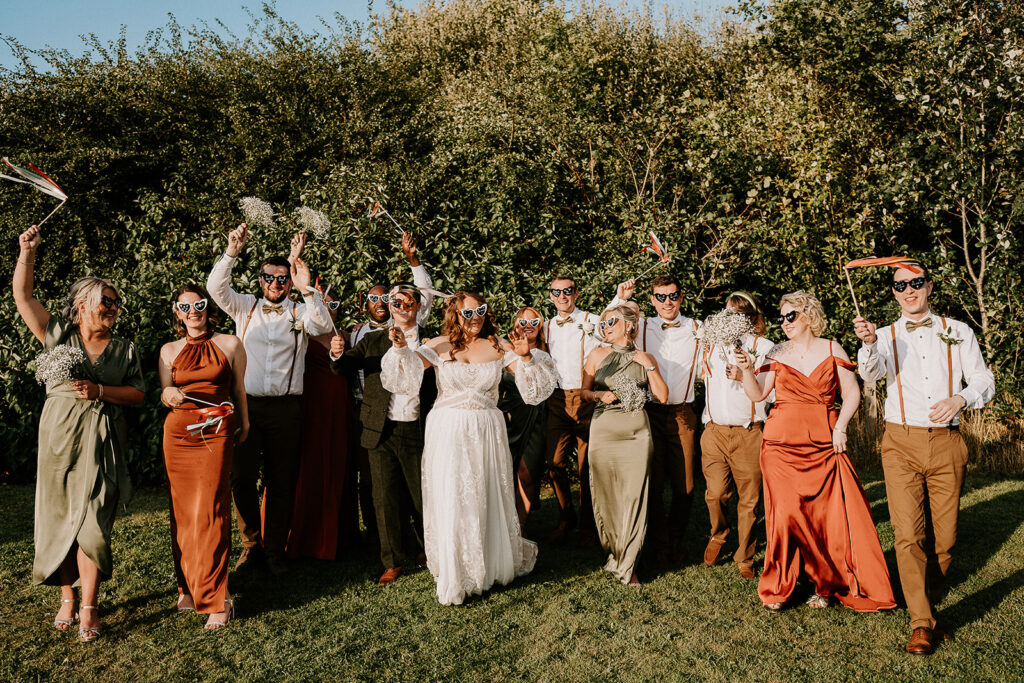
890, 317, 954, 425
241, 298, 300, 395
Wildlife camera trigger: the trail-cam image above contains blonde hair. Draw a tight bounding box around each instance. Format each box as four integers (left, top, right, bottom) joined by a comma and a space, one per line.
603, 302, 640, 345
779, 290, 826, 336
61, 277, 121, 325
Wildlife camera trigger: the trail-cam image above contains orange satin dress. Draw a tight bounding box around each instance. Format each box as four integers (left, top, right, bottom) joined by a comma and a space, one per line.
758, 346, 896, 611
162, 332, 235, 614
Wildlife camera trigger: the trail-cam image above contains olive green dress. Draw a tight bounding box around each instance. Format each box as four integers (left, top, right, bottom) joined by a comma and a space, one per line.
33, 316, 145, 586
498, 369, 547, 488
588, 345, 653, 584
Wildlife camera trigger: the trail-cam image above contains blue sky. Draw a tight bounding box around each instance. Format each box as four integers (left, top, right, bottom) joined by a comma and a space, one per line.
0, 0, 735, 70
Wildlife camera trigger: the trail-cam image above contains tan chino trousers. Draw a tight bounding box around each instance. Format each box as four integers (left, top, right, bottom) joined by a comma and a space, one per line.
700, 422, 763, 567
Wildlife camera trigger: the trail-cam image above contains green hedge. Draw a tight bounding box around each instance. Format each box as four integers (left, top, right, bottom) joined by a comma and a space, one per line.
2, 0, 1021, 483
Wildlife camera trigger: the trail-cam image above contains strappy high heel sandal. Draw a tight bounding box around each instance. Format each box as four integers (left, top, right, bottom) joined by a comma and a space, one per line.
53, 598, 77, 631
78, 605, 101, 642
805, 593, 829, 609
176, 594, 196, 613
204, 598, 234, 631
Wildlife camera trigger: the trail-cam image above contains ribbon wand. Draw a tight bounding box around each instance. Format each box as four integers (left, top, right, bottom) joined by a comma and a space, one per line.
1, 158, 69, 227
843, 256, 927, 320
368, 201, 406, 236
635, 255, 671, 281
843, 265, 862, 319
632, 230, 671, 282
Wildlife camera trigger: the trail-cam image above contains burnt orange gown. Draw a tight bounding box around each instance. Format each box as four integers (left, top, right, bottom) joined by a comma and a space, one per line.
162, 332, 235, 614
758, 346, 896, 611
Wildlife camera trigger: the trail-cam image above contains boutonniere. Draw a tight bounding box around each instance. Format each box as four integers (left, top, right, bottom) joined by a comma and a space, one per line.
578, 321, 595, 335
291, 318, 305, 335
937, 326, 963, 346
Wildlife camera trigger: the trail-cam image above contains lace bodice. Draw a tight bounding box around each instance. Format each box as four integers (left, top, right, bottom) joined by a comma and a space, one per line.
381, 346, 559, 411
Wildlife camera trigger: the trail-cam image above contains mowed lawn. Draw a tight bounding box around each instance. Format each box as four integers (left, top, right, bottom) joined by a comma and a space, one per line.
2, 472, 1023, 681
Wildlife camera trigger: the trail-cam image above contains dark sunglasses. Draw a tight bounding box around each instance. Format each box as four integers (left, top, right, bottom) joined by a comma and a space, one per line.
550, 287, 575, 298
390, 298, 417, 311
776, 311, 799, 325
100, 295, 124, 311
174, 298, 208, 314
325, 301, 341, 311
653, 291, 681, 303
598, 317, 619, 332
260, 273, 291, 286
460, 304, 488, 320
892, 277, 927, 293
516, 318, 541, 328
367, 293, 390, 305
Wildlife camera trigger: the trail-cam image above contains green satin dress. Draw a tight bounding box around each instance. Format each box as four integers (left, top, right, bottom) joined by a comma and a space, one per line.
33, 316, 145, 586
588, 345, 653, 584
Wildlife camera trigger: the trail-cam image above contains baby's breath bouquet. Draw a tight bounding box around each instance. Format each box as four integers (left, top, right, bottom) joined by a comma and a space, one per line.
294, 206, 332, 239
607, 371, 648, 414
238, 197, 276, 229
33, 345, 86, 387
701, 310, 754, 349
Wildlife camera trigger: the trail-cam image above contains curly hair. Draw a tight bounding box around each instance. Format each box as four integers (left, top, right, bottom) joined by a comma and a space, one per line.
728, 291, 766, 335
171, 283, 220, 337
444, 291, 502, 354
512, 306, 548, 352
603, 302, 640, 346
61, 277, 122, 326
779, 290, 826, 336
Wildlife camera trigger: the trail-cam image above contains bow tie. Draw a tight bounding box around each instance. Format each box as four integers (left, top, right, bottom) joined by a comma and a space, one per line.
368, 321, 387, 329
555, 317, 572, 327
906, 318, 933, 331
661, 321, 681, 330
262, 304, 284, 315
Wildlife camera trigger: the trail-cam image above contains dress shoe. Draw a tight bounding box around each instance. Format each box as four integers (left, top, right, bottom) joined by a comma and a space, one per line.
416, 552, 428, 568
703, 538, 725, 566
906, 627, 935, 655
738, 565, 756, 579
267, 554, 289, 576
234, 545, 266, 572
378, 567, 404, 586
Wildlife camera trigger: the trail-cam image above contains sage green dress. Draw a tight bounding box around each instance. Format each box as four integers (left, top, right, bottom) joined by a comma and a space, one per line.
33, 316, 145, 586
588, 345, 653, 584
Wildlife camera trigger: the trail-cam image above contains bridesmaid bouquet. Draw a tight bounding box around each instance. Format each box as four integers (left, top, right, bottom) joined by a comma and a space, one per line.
607, 372, 648, 414
700, 310, 754, 349
33, 345, 86, 386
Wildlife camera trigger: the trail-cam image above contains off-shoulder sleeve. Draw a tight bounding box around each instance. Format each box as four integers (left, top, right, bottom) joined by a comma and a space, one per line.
835, 357, 857, 371
504, 349, 559, 406
417, 346, 441, 367
380, 345, 426, 395
756, 360, 776, 375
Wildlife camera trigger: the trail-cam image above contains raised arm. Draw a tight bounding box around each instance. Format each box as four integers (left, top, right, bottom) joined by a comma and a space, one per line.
404, 233, 435, 325
832, 342, 860, 454
604, 279, 636, 312
853, 316, 886, 383
291, 257, 332, 336
13, 225, 51, 343
735, 348, 773, 402
206, 223, 253, 320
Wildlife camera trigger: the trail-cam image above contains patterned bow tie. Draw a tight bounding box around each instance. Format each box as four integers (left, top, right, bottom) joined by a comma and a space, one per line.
555, 317, 572, 327
262, 304, 284, 315
906, 318, 933, 331
368, 321, 387, 329
661, 321, 681, 330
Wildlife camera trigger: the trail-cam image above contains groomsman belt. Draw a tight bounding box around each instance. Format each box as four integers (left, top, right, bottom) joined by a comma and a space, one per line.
889, 317, 953, 425
885, 422, 958, 433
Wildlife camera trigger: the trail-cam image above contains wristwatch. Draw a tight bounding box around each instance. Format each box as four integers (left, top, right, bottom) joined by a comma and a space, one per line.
644, 365, 656, 373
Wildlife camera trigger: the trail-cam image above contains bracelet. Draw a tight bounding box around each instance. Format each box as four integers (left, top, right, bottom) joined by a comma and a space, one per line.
97, 384, 105, 400
18, 258, 35, 265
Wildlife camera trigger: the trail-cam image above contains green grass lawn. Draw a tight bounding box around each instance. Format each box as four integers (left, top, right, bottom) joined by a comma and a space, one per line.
2, 472, 1023, 681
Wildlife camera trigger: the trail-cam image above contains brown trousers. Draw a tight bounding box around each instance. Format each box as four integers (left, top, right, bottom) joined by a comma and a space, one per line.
646, 403, 698, 556
700, 422, 763, 567
231, 395, 303, 559
881, 423, 968, 630
546, 389, 595, 533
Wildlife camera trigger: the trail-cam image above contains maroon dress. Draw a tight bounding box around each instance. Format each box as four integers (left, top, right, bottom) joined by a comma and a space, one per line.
285, 340, 360, 559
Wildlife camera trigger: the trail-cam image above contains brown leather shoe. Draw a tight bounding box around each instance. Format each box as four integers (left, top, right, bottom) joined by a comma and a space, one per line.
739, 565, 756, 579
378, 567, 404, 586
234, 545, 265, 572
906, 627, 935, 655
416, 552, 427, 568
703, 538, 725, 566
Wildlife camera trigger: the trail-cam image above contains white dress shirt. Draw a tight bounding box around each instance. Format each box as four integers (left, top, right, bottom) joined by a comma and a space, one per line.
607, 296, 701, 404
207, 253, 333, 396
699, 333, 775, 426
544, 308, 602, 390
387, 325, 424, 422
857, 312, 994, 427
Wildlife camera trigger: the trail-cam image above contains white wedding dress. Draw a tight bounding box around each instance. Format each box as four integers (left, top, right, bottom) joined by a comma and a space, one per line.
381, 345, 558, 605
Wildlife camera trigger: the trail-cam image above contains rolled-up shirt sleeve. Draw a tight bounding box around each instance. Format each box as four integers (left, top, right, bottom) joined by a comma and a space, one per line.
206, 253, 250, 320
956, 327, 995, 409
300, 291, 333, 336
857, 342, 886, 383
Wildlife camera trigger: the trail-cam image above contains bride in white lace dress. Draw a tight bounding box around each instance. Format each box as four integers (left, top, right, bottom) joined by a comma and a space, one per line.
381, 292, 558, 605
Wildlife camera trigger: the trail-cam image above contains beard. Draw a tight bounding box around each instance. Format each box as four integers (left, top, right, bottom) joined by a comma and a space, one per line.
367, 307, 390, 323
263, 289, 289, 304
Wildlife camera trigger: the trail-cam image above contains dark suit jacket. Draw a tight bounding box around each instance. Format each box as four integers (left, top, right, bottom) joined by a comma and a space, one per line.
331, 327, 437, 449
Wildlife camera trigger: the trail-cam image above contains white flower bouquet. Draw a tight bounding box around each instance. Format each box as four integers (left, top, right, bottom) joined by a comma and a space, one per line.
607, 371, 648, 414
701, 310, 754, 349
33, 345, 86, 386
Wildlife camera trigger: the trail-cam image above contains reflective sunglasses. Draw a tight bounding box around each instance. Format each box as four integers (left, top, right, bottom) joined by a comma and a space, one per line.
174, 298, 208, 314
100, 295, 124, 311
653, 291, 681, 303
550, 286, 575, 298
325, 301, 341, 311
892, 277, 927, 293
367, 293, 390, 305
776, 311, 799, 325
516, 318, 542, 328
460, 303, 488, 320
260, 272, 291, 286
389, 298, 417, 311
598, 317, 620, 332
